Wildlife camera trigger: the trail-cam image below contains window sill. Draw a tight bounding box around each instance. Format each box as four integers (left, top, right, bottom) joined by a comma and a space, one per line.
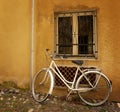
54, 54, 98, 61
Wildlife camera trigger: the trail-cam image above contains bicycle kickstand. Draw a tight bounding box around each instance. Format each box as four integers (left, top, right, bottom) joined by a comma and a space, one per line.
66, 90, 73, 101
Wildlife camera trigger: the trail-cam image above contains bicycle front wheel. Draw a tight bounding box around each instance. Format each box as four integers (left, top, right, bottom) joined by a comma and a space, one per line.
76, 71, 111, 106
32, 68, 54, 103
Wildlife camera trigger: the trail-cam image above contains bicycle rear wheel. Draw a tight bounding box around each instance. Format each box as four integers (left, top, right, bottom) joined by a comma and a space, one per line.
32, 68, 54, 103
76, 71, 112, 106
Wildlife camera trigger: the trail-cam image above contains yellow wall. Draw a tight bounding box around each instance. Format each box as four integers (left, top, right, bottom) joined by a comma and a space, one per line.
35, 0, 120, 100
0, 0, 120, 100
0, 0, 31, 87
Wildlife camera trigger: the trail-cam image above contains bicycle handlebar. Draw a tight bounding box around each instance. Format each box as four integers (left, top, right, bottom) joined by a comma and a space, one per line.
45, 49, 56, 59
45, 49, 68, 60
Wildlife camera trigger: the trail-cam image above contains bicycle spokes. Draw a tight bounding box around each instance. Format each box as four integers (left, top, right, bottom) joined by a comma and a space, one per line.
32, 68, 53, 102
76, 71, 111, 106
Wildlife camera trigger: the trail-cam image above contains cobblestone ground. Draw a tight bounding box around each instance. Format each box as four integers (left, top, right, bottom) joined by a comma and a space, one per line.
0, 81, 120, 112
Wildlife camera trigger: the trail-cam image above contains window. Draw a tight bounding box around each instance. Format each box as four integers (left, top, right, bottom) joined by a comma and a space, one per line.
54, 10, 97, 59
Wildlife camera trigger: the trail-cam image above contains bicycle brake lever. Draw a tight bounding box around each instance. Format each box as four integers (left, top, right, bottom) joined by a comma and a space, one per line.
63, 55, 68, 58
59, 55, 68, 59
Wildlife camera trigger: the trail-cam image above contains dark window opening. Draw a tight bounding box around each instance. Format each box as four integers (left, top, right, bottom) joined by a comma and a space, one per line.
78, 35, 88, 54
78, 15, 93, 55
58, 17, 72, 54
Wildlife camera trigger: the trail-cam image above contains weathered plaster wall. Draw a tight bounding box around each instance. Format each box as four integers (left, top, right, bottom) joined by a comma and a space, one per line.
35, 0, 120, 100
0, 0, 31, 87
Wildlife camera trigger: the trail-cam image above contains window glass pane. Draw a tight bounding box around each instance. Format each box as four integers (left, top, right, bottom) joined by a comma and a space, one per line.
58, 17, 72, 54
78, 15, 93, 55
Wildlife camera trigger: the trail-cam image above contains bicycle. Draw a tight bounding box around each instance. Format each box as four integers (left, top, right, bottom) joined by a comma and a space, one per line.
32, 49, 112, 106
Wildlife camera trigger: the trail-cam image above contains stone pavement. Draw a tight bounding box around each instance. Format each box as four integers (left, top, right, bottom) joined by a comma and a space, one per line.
0, 81, 120, 112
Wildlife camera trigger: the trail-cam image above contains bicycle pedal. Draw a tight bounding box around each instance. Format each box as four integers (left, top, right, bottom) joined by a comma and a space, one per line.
66, 96, 73, 101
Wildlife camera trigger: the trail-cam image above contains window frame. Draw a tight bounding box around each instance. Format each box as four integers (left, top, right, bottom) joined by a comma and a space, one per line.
54, 10, 98, 60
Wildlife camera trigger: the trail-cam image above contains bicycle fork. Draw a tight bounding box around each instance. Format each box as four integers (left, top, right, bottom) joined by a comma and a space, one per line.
47, 69, 54, 95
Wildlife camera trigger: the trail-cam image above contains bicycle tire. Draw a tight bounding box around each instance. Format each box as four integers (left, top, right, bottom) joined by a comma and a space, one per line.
76, 70, 112, 106
32, 68, 54, 103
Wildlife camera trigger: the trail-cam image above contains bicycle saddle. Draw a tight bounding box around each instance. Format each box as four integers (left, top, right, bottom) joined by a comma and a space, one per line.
72, 60, 83, 66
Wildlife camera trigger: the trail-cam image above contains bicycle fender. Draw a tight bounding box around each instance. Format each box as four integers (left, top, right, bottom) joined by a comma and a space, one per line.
84, 70, 112, 92
48, 70, 54, 94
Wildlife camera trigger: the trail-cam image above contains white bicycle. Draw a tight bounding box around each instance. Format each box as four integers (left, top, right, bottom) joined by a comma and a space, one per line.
32, 49, 112, 106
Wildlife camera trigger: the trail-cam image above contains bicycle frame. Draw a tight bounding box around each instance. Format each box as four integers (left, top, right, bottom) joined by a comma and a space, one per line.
45, 49, 112, 93
48, 60, 91, 91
